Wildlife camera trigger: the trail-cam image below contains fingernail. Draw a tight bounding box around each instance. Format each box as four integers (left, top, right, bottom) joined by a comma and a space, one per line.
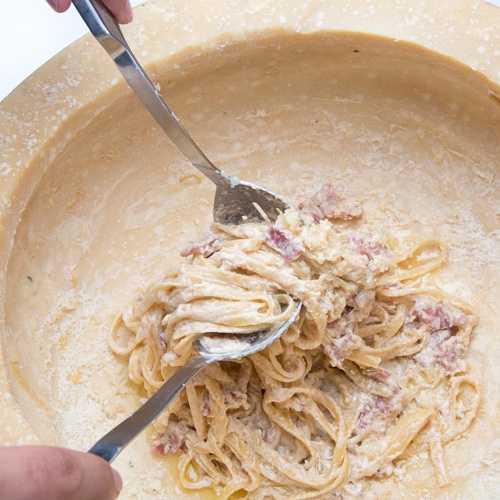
122, 3, 134, 24
112, 469, 123, 494
46, 0, 66, 13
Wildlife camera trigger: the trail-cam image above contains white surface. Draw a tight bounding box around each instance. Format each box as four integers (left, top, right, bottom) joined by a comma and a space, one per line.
0, 0, 145, 101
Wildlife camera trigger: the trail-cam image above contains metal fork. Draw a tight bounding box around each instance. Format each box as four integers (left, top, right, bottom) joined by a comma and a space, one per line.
72, 0, 289, 224
72, 0, 302, 464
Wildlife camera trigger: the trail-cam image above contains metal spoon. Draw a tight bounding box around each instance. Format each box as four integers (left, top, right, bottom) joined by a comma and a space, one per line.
89, 303, 301, 462
72, 0, 289, 224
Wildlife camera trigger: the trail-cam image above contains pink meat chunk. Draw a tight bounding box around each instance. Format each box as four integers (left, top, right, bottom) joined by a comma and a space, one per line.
414, 329, 463, 372
155, 422, 189, 455
356, 395, 397, 432
202, 392, 210, 417
181, 234, 222, 258
153, 443, 166, 455
434, 337, 461, 371
410, 297, 466, 331
266, 226, 303, 262
298, 184, 363, 222
363, 367, 391, 383
324, 329, 356, 368
349, 235, 387, 261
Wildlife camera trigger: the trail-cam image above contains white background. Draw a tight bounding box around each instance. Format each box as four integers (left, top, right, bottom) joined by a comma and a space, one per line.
0, 0, 146, 101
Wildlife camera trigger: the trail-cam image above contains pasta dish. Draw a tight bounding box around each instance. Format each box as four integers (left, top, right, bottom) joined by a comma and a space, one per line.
110, 184, 479, 499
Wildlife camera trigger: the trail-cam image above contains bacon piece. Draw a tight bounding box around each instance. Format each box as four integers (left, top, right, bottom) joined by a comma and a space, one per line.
414, 329, 463, 372
410, 297, 466, 331
298, 184, 362, 222
356, 395, 396, 431
266, 226, 303, 262
181, 234, 222, 258
202, 392, 210, 417
373, 395, 393, 415
435, 338, 461, 372
159, 330, 167, 350
324, 328, 356, 368
153, 443, 166, 455
349, 235, 387, 261
364, 367, 391, 382
164, 433, 183, 454
156, 421, 189, 454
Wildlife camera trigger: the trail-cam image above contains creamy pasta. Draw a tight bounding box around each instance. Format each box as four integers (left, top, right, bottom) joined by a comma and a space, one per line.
110, 184, 479, 499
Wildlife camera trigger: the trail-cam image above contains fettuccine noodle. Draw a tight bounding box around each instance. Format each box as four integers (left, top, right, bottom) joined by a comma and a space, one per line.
110, 185, 479, 499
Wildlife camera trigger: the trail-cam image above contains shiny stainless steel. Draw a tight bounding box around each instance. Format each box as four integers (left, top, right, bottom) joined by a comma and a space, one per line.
75, 0, 302, 464
72, 0, 288, 224
88, 302, 301, 462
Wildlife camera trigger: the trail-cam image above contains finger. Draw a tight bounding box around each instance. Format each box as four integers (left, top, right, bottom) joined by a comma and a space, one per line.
103, 0, 133, 24
46, 0, 72, 13
0, 446, 122, 500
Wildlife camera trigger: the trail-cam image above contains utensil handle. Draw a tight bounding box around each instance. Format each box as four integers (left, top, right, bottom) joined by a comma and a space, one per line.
88, 356, 207, 462
72, 0, 226, 185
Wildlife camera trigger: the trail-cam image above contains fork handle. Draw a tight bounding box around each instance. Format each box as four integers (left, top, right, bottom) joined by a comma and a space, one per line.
72, 0, 227, 185
88, 356, 207, 462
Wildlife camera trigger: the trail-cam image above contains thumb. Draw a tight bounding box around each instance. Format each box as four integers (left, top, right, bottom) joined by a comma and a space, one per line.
0, 446, 122, 500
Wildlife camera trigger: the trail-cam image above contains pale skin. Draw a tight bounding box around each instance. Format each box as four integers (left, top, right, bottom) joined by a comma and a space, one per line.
0, 447, 123, 499
0, 3, 132, 499
47, 0, 134, 24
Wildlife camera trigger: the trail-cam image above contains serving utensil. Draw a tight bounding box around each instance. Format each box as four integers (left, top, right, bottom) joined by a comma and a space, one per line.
72, 0, 289, 224
89, 304, 301, 462
72, 0, 302, 462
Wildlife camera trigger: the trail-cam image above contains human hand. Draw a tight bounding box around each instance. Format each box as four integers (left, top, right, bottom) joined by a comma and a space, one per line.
47, 0, 133, 24
0, 446, 123, 500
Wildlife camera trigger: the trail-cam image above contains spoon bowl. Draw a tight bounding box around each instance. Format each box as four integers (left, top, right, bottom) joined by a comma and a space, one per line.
88, 301, 301, 462
197, 301, 302, 361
